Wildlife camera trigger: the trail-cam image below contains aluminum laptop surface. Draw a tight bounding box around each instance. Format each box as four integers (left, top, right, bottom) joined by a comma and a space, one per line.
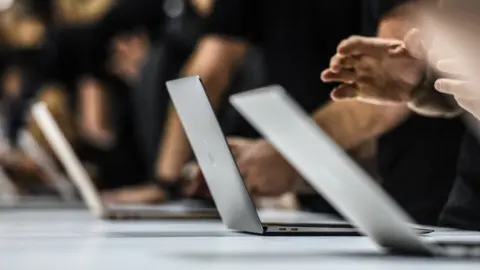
230, 86, 443, 254
31, 102, 218, 220
166, 76, 366, 236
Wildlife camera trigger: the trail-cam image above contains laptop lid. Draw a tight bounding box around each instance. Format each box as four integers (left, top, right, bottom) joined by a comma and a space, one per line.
19, 130, 77, 201
166, 76, 264, 234
31, 102, 106, 218
230, 86, 432, 253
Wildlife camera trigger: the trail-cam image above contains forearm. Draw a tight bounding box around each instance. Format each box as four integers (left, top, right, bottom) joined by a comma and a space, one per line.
156, 109, 192, 179
79, 78, 109, 132
313, 101, 410, 150
156, 37, 247, 178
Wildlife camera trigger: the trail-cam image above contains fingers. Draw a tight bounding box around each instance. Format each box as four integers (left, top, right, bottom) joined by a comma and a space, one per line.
338, 35, 399, 56
455, 97, 479, 114
329, 54, 356, 72
227, 137, 252, 150
244, 173, 269, 197
100, 192, 116, 204
321, 69, 356, 83
436, 59, 470, 77
330, 84, 358, 101
228, 138, 254, 163
403, 28, 426, 60
436, 59, 457, 73
435, 78, 475, 97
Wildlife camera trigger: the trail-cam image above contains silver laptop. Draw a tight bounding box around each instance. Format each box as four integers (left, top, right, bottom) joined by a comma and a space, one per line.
0, 116, 78, 209
166, 76, 364, 236
31, 102, 219, 220
230, 85, 480, 257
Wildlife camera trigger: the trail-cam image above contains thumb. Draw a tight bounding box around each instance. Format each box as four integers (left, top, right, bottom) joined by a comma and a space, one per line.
331, 84, 358, 101
404, 28, 426, 60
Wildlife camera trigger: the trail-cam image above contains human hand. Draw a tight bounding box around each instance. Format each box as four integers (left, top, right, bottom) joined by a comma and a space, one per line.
0, 150, 50, 190
425, 1, 480, 119
321, 29, 426, 104
435, 59, 480, 119
228, 138, 302, 197
101, 184, 167, 205
101, 163, 212, 204
181, 162, 210, 198
80, 122, 115, 150
110, 32, 149, 81
0, 150, 44, 175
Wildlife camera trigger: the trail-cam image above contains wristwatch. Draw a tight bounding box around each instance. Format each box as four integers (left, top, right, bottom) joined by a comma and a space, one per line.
153, 176, 186, 200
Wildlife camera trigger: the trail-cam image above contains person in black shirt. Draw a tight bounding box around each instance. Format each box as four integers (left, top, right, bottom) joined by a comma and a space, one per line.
320, 0, 480, 230
359, 0, 465, 225
1, 0, 153, 191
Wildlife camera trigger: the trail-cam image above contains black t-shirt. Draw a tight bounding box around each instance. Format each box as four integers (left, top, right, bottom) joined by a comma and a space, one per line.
4, 25, 101, 146
366, 0, 466, 225
47, 26, 99, 93
7, 0, 168, 145
205, 0, 362, 114
440, 131, 480, 231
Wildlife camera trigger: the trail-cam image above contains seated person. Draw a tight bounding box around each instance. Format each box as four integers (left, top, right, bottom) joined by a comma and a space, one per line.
94, 0, 223, 203
320, 0, 480, 230
221, 0, 464, 225
0, 0, 148, 194
0, 67, 54, 195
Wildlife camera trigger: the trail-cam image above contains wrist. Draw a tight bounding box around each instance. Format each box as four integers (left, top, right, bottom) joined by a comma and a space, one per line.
407, 68, 463, 118
152, 175, 185, 200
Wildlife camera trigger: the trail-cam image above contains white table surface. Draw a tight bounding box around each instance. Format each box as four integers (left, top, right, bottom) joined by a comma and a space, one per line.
1, 209, 480, 270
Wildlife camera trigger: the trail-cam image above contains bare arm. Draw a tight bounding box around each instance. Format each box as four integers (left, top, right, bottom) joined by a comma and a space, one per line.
78, 78, 113, 148
313, 1, 435, 151
156, 36, 248, 179
313, 101, 410, 150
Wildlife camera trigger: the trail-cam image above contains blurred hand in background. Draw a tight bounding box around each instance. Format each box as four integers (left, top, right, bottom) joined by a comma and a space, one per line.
110, 32, 149, 82
227, 138, 302, 197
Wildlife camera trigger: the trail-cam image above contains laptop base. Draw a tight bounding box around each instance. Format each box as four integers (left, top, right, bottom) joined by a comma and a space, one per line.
105, 210, 219, 220
262, 224, 361, 236
260, 223, 433, 237
105, 200, 220, 220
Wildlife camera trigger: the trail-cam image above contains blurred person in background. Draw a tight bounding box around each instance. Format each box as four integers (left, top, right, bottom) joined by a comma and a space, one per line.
89, 0, 223, 202
320, 0, 480, 230
5, 0, 221, 198
0, 2, 58, 195
5, 0, 165, 194
0, 0, 137, 195
98, 0, 272, 205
